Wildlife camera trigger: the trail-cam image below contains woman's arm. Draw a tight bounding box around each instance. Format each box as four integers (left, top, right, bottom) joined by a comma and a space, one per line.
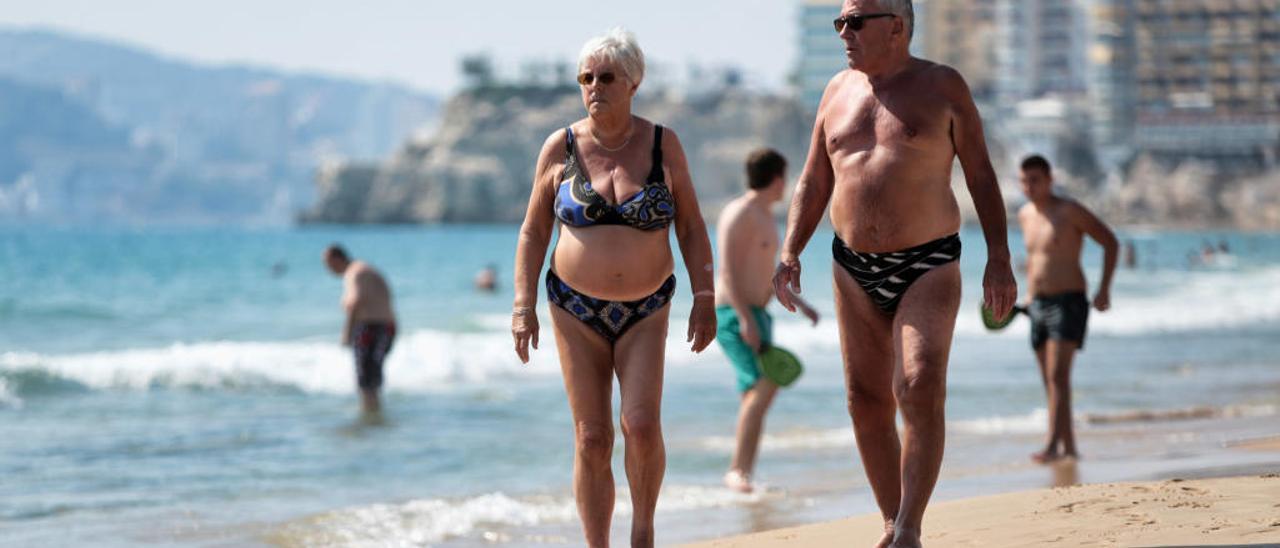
511, 130, 564, 363
663, 127, 717, 353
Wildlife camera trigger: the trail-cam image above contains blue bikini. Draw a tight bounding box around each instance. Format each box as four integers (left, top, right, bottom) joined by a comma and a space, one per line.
547, 125, 678, 343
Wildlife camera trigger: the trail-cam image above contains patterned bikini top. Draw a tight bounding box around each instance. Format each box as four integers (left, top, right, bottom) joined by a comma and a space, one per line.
554, 125, 675, 231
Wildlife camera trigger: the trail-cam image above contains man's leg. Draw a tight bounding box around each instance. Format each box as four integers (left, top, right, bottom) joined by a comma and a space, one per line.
1044, 339, 1079, 459
1030, 344, 1061, 462
614, 307, 672, 548
833, 264, 899, 548
890, 262, 961, 548
549, 307, 617, 548
729, 378, 779, 486
359, 388, 380, 415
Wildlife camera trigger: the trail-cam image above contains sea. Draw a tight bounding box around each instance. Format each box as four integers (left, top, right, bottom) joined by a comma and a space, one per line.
2, 224, 1279, 546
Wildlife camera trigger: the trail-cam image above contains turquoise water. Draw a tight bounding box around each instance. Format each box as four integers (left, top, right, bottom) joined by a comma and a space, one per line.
2, 225, 1280, 546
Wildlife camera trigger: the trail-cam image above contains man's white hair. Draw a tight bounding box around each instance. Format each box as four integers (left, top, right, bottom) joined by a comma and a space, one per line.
879, 0, 915, 41
578, 27, 645, 86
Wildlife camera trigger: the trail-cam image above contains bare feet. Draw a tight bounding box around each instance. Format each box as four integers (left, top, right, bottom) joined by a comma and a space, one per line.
888, 527, 922, 548
873, 519, 895, 548
1030, 449, 1061, 464
723, 469, 753, 493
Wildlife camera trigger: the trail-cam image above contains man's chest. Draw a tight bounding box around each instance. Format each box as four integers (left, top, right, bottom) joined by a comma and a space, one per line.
825, 94, 949, 152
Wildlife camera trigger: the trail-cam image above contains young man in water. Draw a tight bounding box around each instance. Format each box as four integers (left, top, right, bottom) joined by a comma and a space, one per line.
1017, 155, 1118, 463
324, 244, 397, 415
716, 149, 819, 493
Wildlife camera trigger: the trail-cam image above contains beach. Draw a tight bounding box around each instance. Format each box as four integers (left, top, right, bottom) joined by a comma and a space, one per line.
687, 474, 1280, 547
3, 225, 1280, 546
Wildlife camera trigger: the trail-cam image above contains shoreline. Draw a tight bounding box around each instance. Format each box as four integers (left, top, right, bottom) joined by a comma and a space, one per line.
684, 473, 1280, 547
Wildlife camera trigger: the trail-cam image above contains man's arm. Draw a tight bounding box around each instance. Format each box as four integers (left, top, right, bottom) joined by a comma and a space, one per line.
776, 77, 838, 311
718, 207, 763, 350
341, 273, 361, 346
942, 66, 1017, 319
1068, 201, 1119, 311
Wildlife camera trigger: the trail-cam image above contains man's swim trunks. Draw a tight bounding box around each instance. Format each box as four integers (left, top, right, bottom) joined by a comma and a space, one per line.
1028, 292, 1089, 350
716, 305, 773, 392
832, 233, 962, 314
353, 322, 396, 390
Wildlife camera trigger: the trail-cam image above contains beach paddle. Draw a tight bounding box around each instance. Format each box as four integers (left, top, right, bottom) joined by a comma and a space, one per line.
759, 346, 803, 387
980, 303, 1028, 331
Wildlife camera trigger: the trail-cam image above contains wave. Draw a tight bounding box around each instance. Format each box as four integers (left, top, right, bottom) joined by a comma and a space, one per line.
692, 403, 1280, 452
0, 329, 567, 399
271, 485, 768, 546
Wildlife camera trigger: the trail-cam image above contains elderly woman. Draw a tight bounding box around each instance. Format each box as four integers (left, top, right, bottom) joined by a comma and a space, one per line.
511, 28, 716, 547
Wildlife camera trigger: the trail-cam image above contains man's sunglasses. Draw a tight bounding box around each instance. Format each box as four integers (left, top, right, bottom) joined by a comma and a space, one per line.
833, 13, 896, 32
577, 72, 618, 86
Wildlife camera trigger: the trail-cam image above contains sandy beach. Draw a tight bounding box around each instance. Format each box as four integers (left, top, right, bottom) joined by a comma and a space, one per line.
686, 474, 1280, 547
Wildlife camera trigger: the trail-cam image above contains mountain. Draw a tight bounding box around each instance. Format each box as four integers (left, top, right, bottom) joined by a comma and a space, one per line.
0, 27, 439, 224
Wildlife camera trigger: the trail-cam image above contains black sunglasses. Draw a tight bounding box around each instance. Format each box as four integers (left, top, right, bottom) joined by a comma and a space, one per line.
577, 71, 618, 86
833, 13, 896, 32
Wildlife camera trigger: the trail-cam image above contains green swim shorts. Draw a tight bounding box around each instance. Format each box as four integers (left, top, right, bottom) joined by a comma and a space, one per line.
715, 305, 773, 393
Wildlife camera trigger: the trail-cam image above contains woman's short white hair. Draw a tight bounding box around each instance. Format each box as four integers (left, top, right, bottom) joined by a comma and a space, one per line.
577, 27, 645, 86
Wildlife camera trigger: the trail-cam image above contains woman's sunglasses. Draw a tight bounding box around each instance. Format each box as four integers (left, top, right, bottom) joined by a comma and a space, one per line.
833, 13, 896, 32
577, 72, 618, 86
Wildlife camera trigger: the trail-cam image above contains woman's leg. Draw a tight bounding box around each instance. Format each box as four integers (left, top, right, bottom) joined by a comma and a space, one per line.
550, 306, 618, 548
612, 306, 671, 548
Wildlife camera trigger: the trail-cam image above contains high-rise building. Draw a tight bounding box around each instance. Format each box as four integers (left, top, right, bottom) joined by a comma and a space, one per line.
919, 0, 1000, 100
1127, 0, 1280, 168
995, 0, 1092, 109
1084, 0, 1136, 160
797, 0, 846, 111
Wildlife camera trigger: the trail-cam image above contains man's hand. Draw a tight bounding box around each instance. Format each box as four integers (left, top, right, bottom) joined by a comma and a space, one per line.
773, 258, 803, 313
798, 302, 820, 326
511, 307, 539, 364
1093, 288, 1111, 312
688, 297, 717, 353
983, 257, 1018, 322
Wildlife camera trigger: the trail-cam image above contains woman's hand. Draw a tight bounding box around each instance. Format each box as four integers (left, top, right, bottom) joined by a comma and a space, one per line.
687, 297, 717, 353
512, 306, 540, 364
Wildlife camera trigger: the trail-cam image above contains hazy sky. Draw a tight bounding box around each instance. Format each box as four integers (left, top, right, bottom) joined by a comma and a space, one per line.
0, 0, 810, 94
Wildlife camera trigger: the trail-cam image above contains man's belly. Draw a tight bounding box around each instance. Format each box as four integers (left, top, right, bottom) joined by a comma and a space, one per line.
829, 176, 961, 252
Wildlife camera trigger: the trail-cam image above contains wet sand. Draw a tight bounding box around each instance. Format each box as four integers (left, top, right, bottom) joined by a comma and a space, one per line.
686, 474, 1280, 547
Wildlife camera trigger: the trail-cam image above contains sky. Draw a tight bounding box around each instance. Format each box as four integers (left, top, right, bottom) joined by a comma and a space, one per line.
0, 0, 809, 95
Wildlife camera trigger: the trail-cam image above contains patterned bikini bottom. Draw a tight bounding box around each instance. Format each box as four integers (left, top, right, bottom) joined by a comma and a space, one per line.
545, 270, 676, 344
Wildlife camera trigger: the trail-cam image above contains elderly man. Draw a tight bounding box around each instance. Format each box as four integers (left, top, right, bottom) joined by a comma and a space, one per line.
773, 1, 1017, 547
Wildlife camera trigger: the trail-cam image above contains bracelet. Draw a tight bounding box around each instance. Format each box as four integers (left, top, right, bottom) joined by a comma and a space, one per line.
512, 306, 533, 316
693, 290, 714, 299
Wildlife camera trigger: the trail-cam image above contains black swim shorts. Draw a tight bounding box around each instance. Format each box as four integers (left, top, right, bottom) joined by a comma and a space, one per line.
353, 322, 396, 390
1029, 292, 1089, 350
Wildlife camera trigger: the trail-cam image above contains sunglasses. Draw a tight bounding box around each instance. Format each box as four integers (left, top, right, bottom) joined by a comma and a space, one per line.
833, 13, 896, 32
577, 71, 618, 86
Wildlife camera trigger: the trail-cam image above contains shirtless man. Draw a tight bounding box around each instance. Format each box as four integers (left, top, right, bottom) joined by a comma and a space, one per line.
715, 148, 820, 493
772, 1, 1017, 546
1016, 155, 1117, 464
324, 244, 397, 415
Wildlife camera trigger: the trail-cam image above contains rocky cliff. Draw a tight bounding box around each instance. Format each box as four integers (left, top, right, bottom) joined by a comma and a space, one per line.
301, 85, 810, 224
304, 85, 1280, 229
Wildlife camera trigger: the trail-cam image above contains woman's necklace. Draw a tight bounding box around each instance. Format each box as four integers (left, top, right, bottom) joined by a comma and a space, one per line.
590, 120, 633, 152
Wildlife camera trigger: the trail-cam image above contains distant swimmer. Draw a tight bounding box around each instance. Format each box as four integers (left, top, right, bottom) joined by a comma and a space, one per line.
474, 264, 498, 292
324, 244, 397, 415
1016, 155, 1118, 464
715, 149, 819, 493
1121, 240, 1136, 269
